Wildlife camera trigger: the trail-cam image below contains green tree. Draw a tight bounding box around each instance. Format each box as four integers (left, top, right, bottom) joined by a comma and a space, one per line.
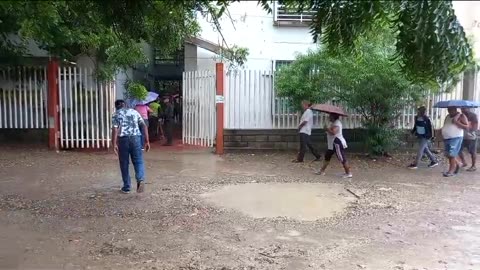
259, 0, 473, 87
0, 0, 247, 84
275, 30, 428, 155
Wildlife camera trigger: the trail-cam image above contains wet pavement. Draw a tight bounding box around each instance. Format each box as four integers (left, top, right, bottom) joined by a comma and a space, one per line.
0, 145, 479, 270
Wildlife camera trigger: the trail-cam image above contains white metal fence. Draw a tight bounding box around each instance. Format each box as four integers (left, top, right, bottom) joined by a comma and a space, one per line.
0, 66, 48, 129
224, 69, 466, 130
58, 67, 116, 149
182, 70, 216, 147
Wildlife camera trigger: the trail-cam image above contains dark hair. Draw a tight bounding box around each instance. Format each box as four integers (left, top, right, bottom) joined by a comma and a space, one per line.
115, 99, 125, 109
330, 113, 340, 121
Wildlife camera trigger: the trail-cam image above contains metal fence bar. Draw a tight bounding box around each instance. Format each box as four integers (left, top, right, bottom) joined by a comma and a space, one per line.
100, 83, 105, 148
95, 81, 99, 148
1, 70, 5, 128
89, 68, 95, 148
34, 68, 39, 128
7, 72, 10, 128
64, 67, 69, 148
106, 81, 112, 149
68, 67, 74, 148
20, 67, 25, 128
42, 68, 47, 128
182, 72, 186, 144
58, 67, 64, 148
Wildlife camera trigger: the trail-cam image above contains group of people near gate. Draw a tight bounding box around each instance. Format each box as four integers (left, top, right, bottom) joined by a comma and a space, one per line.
293, 100, 478, 179
132, 96, 182, 148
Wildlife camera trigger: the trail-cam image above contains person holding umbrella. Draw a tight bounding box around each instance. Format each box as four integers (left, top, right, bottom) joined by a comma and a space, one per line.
311, 104, 352, 178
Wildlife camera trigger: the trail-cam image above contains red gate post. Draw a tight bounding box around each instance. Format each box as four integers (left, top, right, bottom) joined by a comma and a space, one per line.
47, 59, 59, 151
215, 63, 225, 155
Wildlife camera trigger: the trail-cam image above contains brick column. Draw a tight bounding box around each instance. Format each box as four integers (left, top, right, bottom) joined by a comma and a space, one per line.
215, 63, 225, 155
47, 59, 59, 150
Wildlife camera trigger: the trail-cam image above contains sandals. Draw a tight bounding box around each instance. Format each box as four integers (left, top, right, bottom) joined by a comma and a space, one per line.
466, 167, 477, 172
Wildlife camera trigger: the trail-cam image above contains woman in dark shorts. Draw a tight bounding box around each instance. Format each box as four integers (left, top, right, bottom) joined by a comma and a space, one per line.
316, 113, 352, 178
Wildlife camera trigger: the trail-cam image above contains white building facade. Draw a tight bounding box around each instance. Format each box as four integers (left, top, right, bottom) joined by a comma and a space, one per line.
186, 1, 317, 72
187, 1, 480, 73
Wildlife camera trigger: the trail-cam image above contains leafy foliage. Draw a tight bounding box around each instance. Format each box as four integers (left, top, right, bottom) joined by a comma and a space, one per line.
125, 81, 148, 101
275, 29, 427, 155
259, 0, 474, 87
0, 0, 248, 80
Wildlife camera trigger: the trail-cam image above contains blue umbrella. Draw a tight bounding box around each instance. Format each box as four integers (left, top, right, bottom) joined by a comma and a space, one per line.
433, 100, 480, 108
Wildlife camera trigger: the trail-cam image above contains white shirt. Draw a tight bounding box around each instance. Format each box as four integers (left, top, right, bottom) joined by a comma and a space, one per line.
327, 119, 348, 150
442, 114, 464, 139
299, 108, 314, 135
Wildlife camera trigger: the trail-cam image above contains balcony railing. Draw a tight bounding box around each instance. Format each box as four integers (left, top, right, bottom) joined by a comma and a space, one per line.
274, 2, 315, 26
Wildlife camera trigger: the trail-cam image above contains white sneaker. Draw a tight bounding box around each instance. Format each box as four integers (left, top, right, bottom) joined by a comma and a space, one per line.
315, 170, 326, 176
342, 173, 353, 179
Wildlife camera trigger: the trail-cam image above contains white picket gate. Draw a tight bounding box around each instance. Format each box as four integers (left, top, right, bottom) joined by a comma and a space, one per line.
0, 66, 48, 129
58, 67, 116, 149
182, 70, 216, 147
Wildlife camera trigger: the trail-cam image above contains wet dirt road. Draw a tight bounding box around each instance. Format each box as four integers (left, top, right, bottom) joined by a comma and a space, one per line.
0, 146, 479, 270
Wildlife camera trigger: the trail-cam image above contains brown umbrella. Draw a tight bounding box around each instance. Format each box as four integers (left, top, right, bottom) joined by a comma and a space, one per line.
311, 104, 348, 116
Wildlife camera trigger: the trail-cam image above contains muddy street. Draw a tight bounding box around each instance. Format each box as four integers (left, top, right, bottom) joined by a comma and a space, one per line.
0, 146, 479, 270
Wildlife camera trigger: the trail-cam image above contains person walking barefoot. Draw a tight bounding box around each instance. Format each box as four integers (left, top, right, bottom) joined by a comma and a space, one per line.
316, 113, 352, 178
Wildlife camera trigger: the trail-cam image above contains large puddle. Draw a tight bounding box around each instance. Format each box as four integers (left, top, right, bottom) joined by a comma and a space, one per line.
201, 183, 356, 221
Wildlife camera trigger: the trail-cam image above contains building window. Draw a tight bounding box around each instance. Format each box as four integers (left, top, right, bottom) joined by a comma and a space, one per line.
274, 1, 314, 26
154, 47, 184, 66
274, 60, 293, 70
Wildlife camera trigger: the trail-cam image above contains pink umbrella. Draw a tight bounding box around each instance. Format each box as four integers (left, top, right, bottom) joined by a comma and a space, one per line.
311, 104, 348, 116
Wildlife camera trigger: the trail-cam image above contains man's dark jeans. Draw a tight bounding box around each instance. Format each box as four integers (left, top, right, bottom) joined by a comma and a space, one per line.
297, 133, 321, 162
118, 136, 145, 191
164, 119, 173, 145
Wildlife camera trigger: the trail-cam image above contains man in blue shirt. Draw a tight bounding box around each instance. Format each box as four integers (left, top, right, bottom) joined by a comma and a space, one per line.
112, 99, 150, 193
408, 106, 439, 169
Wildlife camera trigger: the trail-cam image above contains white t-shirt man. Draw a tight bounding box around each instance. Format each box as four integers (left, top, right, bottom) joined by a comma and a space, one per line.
326, 119, 348, 150
299, 108, 314, 135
